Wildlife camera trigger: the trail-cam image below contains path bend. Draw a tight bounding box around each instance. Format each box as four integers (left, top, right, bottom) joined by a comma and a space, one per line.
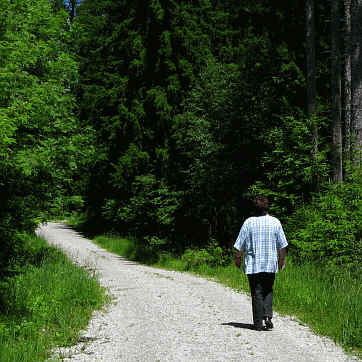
37, 222, 357, 362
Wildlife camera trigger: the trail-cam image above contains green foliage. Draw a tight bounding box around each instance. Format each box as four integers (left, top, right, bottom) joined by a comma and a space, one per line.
171, 57, 243, 244
5, 0, 350, 284
274, 259, 361, 351
181, 240, 230, 269
102, 174, 183, 250
1, 1, 358, 355
250, 112, 330, 214
73, 0, 303, 247
286, 167, 362, 272
49, 195, 86, 219
94, 235, 159, 265
73, 0, 348, 255
0, 233, 106, 362
74, 0, 235, 244
0, 0, 94, 271
4, 232, 51, 275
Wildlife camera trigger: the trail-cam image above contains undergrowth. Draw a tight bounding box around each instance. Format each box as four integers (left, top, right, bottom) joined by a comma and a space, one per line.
0, 232, 107, 362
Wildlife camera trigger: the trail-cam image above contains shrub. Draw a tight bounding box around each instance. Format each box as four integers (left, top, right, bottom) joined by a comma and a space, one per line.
0, 233, 105, 361
181, 240, 229, 269
286, 167, 361, 274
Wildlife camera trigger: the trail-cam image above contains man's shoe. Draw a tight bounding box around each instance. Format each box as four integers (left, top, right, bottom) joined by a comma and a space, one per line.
264, 317, 273, 329
253, 325, 264, 331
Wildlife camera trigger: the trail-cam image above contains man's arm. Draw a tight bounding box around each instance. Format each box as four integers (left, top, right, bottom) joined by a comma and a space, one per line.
234, 220, 248, 269
234, 249, 244, 268
278, 247, 287, 270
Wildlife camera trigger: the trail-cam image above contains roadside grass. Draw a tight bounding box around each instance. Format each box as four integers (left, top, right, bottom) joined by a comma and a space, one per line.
0, 233, 107, 362
93, 234, 361, 357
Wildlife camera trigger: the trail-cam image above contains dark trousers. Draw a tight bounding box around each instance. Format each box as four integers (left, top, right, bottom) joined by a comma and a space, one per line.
247, 272, 275, 327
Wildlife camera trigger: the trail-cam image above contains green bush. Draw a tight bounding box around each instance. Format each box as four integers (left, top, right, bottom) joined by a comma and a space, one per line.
94, 234, 159, 265
101, 174, 183, 249
181, 240, 229, 269
0, 0, 94, 275
0, 233, 105, 361
286, 167, 361, 273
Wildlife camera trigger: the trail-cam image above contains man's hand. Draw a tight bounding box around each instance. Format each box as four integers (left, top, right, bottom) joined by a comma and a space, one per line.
278, 247, 286, 271
234, 251, 243, 269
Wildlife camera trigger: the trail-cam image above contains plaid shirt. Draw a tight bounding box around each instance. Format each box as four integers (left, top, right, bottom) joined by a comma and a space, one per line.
234, 214, 288, 274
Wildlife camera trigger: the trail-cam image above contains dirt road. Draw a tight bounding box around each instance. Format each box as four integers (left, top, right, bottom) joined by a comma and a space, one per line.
37, 222, 356, 362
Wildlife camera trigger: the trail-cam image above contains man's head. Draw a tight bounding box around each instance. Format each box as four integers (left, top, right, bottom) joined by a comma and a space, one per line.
252, 195, 269, 215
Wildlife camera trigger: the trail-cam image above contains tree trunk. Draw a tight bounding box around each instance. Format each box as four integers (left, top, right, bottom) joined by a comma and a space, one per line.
351, 0, 362, 166
70, 0, 77, 22
343, 0, 352, 165
305, 0, 318, 156
331, 0, 343, 182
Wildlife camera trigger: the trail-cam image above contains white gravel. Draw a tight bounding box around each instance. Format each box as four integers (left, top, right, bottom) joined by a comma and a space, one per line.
37, 222, 358, 362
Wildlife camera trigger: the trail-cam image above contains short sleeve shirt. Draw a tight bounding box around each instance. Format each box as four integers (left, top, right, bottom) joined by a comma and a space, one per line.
234, 214, 288, 274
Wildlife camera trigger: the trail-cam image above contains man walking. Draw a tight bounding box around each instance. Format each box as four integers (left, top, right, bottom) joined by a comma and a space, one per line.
234, 196, 287, 331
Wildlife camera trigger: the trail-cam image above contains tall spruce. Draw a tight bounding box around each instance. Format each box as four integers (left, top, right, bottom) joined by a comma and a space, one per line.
74, 0, 226, 235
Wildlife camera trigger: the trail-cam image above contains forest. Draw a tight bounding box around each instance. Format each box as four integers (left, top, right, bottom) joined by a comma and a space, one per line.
0, 0, 361, 274
0, 0, 361, 358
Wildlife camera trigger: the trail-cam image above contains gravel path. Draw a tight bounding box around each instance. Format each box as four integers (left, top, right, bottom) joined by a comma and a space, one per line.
37, 222, 357, 362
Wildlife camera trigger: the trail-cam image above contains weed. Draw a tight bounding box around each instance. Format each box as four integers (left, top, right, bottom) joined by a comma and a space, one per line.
0, 233, 107, 362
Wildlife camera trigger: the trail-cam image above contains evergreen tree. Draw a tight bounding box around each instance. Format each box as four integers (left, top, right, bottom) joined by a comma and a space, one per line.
74, 0, 227, 235
74, 0, 359, 253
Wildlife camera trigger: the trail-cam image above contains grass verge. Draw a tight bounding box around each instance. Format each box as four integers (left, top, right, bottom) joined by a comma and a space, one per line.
93, 234, 361, 357
0, 233, 107, 362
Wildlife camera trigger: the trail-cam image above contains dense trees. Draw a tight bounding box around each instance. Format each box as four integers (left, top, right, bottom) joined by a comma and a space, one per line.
73, 0, 360, 253
0, 0, 92, 273
0, 0, 360, 269
330, 0, 362, 180
73, 0, 230, 241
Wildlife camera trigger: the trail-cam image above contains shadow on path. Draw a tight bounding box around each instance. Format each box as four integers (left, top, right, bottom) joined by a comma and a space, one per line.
221, 322, 256, 330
